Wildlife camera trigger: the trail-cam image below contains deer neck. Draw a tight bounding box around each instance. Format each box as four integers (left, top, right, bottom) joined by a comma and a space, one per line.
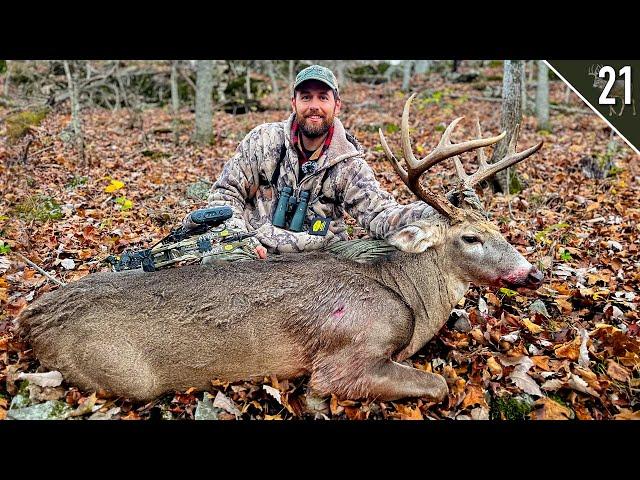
373, 248, 469, 359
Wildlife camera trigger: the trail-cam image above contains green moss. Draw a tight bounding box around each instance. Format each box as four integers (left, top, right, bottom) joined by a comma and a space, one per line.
508, 171, 523, 195
490, 394, 534, 420
488, 60, 503, 68
6, 108, 48, 141
141, 149, 170, 160
66, 176, 88, 188
14, 195, 63, 222
0, 60, 6, 74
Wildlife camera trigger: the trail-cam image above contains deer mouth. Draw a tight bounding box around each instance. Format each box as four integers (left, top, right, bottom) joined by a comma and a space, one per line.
501, 267, 544, 290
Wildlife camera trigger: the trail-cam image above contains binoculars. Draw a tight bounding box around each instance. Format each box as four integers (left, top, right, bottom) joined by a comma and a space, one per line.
273, 186, 309, 232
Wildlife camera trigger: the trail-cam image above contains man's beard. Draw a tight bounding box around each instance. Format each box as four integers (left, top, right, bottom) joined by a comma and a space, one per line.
298, 112, 333, 138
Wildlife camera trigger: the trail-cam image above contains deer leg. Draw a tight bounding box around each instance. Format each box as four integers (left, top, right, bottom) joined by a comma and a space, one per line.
633, 98, 636, 116
619, 101, 625, 116
361, 359, 449, 401
310, 356, 448, 402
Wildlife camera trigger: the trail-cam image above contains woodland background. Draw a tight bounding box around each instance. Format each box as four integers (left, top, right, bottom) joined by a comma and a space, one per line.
0, 59, 638, 420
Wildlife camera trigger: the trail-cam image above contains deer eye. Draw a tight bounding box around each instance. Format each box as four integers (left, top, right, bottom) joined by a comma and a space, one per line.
462, 235, 481, 244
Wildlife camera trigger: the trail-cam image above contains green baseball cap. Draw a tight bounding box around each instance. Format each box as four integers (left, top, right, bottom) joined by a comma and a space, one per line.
293, 65, 339, 96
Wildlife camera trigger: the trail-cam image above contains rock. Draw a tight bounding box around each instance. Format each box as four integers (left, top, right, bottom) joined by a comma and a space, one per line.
7, 400, 73, 420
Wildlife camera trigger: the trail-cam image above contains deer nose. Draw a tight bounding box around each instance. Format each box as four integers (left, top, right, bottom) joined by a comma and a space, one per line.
527, 268, 543, 287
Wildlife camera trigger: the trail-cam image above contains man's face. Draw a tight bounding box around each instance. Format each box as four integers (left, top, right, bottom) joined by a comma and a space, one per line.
291, 80, 341, 138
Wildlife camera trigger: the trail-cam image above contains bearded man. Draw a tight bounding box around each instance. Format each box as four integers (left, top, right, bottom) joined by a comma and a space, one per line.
183, 64, 448, 259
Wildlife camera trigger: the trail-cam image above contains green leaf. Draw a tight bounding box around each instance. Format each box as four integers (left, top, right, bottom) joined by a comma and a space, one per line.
499, 287, 518, 297
115, 196, 133, 211
0, 240, 11, 254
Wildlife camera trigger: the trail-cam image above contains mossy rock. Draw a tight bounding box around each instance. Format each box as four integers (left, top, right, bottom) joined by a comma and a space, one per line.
348, 63, 391, 77
490, 394, 534, 420
6, 108, 49, 142
222, 98, 266, 115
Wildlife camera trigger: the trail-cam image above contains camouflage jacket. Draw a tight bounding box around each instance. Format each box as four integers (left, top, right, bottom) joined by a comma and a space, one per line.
207, 113, 437, 253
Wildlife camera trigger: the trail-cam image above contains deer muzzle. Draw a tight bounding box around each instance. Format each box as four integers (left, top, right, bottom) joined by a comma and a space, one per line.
503, 265, 543, 289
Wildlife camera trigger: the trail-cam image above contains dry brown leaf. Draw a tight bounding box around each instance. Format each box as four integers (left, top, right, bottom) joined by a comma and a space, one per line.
614, 409, 640, 420
461, 384, 489, 410
531, 356, 551, 370
554, 337, 581, 361
486, 356, 503, 378
529, 398, 573, 420
573, 403, 594, 420
522, 318, 543, 334
395, 404, 423, 420
606, 360, 631, 383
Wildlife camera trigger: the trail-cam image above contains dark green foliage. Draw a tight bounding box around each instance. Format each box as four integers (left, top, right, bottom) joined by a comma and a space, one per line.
490, 394, 534, 420
14, 195, 63, 222
5, 108, 48, 141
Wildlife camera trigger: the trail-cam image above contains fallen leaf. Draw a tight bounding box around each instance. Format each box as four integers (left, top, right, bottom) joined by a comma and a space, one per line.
606, 360, 631, 383
554, 337, 581, 361
529, 398, 573, 420
461, 384, 489, 409
213, 391, 241, 418
17, 370, 63, 388
104, 179, 125, 192
395, 404, 423, 420
566, 373, 599, 397
614, 409, 640, 420
509, 365, 543, 397
522, 318, 543, 334
263, 384, 282, 405
541, 378, 565, 391
69, 392, 97, 417
486, 356, 503, 378
60, 258, 76, 270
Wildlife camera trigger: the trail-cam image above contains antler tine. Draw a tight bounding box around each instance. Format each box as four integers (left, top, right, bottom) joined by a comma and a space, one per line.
465, 123, 544, 187
379, 94, 461, 219
378, 127, 408, 185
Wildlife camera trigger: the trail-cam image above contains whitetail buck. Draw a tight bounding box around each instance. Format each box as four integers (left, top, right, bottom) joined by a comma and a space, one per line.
17, 94, 544, 403
588, 64, 636, 116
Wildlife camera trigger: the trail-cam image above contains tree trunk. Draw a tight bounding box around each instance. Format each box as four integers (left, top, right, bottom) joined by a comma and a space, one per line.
490, 60, 523, 193
193, 60, 214, 145
171, 61, 180, 145
265, 60, 281, 108
536, 61, 550, 131
3, 60, 11, 96
402, 60, 413, 92
63, 60, 85, 166
521, 62, 528, 114
288, 60, 295, 85
245, 63, 252, 100
334, 61, 346, 88
414, 60, 431, 75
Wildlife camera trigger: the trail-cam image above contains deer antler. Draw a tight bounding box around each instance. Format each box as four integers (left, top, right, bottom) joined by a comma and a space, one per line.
588, 64, 604, 77
452, 120, 544, 188
379, 93, 505, 220
379, 93, 544, 221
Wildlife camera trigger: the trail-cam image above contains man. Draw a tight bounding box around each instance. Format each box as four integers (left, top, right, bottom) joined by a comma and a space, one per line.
184, 64, 442, 259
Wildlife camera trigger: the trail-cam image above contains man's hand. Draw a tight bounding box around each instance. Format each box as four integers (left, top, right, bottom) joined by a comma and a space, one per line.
254, 222, 336, 254
247, 236, 268, 259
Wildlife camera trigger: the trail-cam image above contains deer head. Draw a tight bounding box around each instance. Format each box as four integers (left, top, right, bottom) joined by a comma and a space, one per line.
588, 64, 606, 88
379, 93, 544, 289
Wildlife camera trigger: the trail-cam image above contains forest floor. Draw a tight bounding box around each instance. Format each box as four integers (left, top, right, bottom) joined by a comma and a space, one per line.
1, 66, 639, 420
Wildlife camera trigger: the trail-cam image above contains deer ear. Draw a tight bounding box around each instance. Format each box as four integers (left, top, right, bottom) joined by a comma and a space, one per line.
388, 223, 440, 253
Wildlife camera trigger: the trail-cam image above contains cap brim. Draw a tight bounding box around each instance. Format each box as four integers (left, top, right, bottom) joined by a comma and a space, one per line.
294, 76, 337, 91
